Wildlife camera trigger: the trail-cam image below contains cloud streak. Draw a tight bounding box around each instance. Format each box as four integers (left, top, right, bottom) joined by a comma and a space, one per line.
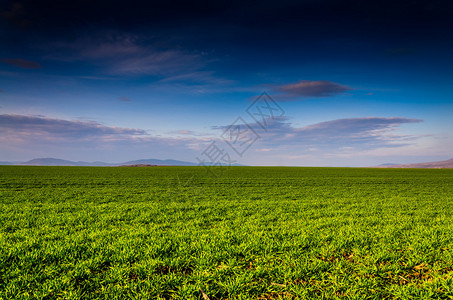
50, 33, 204, 77
0, 114, 147, 142
0, 114, 212, 153
1, 58, 42, 69
0, 114, 215, 162
0, 114, 426, 164
215, 116, 423, 152
272, 80, 352, 100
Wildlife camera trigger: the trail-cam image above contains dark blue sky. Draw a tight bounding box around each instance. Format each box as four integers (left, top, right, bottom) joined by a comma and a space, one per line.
0, 0, 452, 166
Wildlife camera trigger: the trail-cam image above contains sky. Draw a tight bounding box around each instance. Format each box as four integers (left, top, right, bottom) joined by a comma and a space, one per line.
0, 0, 452, 166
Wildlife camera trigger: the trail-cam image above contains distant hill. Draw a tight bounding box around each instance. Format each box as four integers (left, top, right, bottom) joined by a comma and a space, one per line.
16, 158, 113, 166
374, 158, 453, 169
122, 159, 197, 166
376, 163, 398, 167
1, 157, 198, 166
120, 164, 160, 167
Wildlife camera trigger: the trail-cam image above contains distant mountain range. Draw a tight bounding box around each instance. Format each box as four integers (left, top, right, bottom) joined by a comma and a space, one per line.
0, 158, 198, 166
374, 158, 453, 169
1, 157, 451, 168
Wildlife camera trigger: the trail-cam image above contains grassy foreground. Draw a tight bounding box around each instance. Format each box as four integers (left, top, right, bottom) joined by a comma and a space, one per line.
0, 166, 452, 299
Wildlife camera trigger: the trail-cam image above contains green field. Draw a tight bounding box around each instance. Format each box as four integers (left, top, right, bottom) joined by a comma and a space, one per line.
0, 166, 452, 299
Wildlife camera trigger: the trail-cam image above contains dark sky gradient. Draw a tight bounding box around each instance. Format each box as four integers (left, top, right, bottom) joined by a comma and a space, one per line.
0, 0, 452, 165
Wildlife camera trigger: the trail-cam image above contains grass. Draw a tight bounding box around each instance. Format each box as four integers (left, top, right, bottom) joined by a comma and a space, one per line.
0, 166, 452, 299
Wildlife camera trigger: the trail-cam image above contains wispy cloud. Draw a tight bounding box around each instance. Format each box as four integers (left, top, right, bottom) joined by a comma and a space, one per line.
158, 71, 234, 85
150, 70, 238, 95
170, 129, 195, 135
271, 80, 352, 100
0, 114, 196, 162
109, 49, 201, 76
0, 114, 147, 142
119, 96, 131, 102
49, 32, 204, 77
214, 116, 423, 152
0, 114, 211, 157
289, 117, 423, 149
1, 58, 42, 69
